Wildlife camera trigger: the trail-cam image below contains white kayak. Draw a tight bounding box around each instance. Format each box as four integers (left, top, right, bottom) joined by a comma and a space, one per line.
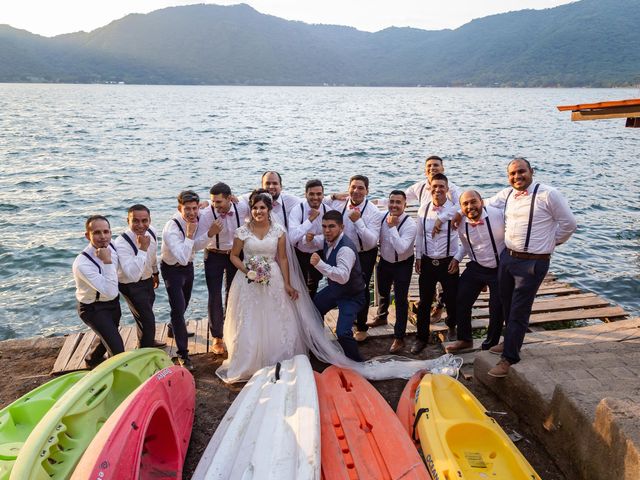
192, 354, 320, 480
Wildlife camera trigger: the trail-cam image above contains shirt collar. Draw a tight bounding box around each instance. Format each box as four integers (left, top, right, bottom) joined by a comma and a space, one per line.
327, 233, 344, 249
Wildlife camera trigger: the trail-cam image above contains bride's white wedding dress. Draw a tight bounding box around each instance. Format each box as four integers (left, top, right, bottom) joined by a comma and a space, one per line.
216, 222, 306, 383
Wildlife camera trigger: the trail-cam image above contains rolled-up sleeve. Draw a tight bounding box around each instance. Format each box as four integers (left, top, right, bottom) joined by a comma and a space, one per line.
314, 247, 356, 284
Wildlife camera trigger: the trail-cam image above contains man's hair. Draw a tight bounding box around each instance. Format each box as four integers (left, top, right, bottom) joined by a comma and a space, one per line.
249, 188, 273, 210
85, 215, 110, 232
389, 190, 406, 199
177, 190, 200, 205
261, 171, 283, 184
431, 173, 448, 184
349, 174, 369, 189
322, 210, 343, 225
508, 157, 532, 170
425, 155, 444, 165
210, 182, 232, 196
127, 204, 150, 216
305, 179, 324, 192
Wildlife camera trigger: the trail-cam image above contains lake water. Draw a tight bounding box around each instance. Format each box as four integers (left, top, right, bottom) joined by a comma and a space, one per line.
0, 84, 638, 340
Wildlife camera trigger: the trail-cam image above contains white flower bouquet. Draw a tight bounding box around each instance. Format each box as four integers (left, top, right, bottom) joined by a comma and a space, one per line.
245, 255, 271, 286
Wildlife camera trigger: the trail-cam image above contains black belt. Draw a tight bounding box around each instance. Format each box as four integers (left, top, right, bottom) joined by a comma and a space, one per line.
207, 248, 232, 255
381, 255, 414, 265
422, 255, 452, 266
507, 249, 550, 260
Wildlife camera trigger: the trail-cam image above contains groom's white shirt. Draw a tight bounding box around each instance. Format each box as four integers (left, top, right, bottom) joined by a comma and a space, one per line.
314, 233, 356, 284
288, 201, 326, 253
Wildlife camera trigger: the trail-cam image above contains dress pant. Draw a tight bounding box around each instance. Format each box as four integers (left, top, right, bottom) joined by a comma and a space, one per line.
204, 250, 238, 339
456, 261, 503, 348
314, 283, 366, 362
295, 248, 324, 298
77, 298, 123, 363
498, 250, 549, 364
356, 247, 378, 332
375, 256, 414, 339
416, 256, 458, 341
119, 277, 156, 348
161, 261, 194, 359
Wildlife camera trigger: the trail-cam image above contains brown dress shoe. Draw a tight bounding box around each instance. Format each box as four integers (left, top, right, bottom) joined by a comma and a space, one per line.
211, 337, 225, 355
366, 317, 388, 328
389, 338, 405, 354
430, 305, 444, 324
488, 358, 511, 378
354, 331, 368, 342
445, 340, 474, 354
489, 342, 504, 355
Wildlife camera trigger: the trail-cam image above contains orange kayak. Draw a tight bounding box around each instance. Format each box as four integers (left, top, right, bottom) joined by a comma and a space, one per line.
315, 366, 430, 480
395, 370, 427, 452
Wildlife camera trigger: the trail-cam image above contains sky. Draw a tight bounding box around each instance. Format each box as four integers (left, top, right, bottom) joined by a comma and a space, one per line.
1, 1, 578, 37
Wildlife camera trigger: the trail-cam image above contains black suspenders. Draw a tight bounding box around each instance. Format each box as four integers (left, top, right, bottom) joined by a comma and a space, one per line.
341, 199, 369, 251
172, 218, 185, 238
81, 252, 102, 301
211, 204, 240, 249
381, 212, 410, 261
122, 233, 138, 255
282, 201, 288, 230
465, 208, 500, 267
422, 202, 451, 258
505, 184, 540, 253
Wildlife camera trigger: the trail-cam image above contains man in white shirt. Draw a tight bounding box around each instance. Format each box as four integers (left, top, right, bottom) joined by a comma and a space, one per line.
72, 215, 123, 368
115, 204, 162, 349
327, 175, 383, 341
311, 210, 367, 362
198, 182, 249, 355
260, 171, 303, 230
446, 191, 505, 354
289, 179, 327, 297
405, 155, 462, 217
486, 158, 577, 377
368, 190, 417, 354
412, 173, 460, 354
160, 190, 208, 371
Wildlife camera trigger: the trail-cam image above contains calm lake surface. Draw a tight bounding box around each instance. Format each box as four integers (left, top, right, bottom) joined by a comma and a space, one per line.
0, 84, 638, 340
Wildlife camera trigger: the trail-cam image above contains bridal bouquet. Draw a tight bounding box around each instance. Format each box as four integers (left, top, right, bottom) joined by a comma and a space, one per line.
245, 255, 271, 286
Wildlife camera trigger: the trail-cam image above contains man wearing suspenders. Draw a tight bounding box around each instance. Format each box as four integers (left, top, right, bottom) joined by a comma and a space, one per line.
487, 158, 576, 377
369, 190, 417, 353
288, 179, 327, 297
160, 190, 209, 371
72, 215, 123, 368
413, 173, 460, 354
115, 204, 163, 349
198, 182, 249, 355
445, 191, 505, 354
327, 175, 383, 342
260, 171, 303, 230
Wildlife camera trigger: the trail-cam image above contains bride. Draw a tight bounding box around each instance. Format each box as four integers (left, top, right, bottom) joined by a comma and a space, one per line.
217, 189, 461, 384
216, 190, 306, 383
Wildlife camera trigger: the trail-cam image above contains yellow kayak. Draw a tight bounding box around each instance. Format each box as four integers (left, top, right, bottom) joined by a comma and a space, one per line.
414, 374, 541, 480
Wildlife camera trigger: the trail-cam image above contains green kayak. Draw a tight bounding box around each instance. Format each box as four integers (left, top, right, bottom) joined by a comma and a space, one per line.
0, 371, 87, 480
10, 348, 172, 480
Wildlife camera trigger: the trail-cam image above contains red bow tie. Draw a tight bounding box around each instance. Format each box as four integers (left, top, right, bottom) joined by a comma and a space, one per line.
514, 190, 529, 198
219, 211, 234, 218
470, 220, 485, 227
432, 205, 443, 212
348, 204, 360, 211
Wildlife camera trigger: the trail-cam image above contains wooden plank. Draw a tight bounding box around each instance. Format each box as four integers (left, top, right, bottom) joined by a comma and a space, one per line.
191, 319, 209, 355
66, 331, 97, 371
471, 293, 608, 318
51, 333, 83, 374
523, 317, 640, 346
122, 325, 138, 351
471, 306, 628, 330
571, 106, 640, 121
557, 98, 640, 111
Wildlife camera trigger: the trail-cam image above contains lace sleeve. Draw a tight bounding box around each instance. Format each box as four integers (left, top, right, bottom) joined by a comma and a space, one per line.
235, 225, 251, 241
270, 222, 286, 239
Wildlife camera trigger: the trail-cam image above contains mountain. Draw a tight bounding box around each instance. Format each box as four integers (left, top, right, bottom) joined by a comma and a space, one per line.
0, 0, 638, 86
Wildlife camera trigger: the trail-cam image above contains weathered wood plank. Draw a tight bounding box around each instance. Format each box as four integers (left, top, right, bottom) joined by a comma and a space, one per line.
66, 331, 96, 371
51, 333, 83, 374
471, 293, 609, 318
122, 325, 138, 351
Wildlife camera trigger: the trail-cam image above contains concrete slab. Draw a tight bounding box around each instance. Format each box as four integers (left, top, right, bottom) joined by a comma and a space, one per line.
475, 318, 640, 480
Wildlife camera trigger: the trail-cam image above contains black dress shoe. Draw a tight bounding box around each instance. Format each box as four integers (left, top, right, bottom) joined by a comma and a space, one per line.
410, 339, 428, 355
84, 355, 106, 369
151, 341, 167, 348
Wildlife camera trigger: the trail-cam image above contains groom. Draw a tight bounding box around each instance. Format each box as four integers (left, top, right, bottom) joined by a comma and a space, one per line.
310, 210, 366, 362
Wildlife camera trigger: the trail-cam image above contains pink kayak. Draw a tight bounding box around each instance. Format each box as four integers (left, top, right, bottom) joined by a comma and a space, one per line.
71, 366, 195, 480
